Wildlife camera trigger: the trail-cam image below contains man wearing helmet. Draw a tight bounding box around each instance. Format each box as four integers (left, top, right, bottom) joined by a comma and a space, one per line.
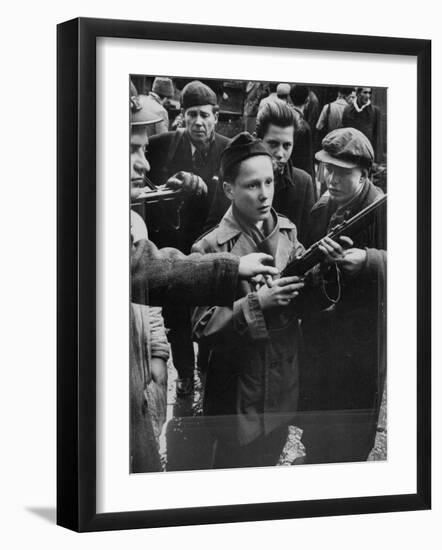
129, 82, 279, 472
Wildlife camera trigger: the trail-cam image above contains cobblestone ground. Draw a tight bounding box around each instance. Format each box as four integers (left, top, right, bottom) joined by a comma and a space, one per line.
159, 357, 387, 469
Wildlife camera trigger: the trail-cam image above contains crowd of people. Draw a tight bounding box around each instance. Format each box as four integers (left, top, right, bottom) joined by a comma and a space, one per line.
129, 77, 387, 473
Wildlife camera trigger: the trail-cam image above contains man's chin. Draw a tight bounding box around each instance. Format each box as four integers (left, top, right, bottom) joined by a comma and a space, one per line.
190, 132, 207, 142
257, 208, 271, 220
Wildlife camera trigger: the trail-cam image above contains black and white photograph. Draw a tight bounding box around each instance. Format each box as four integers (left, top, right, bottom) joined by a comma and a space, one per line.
129, 75, 387, 474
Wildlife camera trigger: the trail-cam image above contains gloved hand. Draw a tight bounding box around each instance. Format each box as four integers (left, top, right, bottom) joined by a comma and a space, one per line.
165, 171, 208, 196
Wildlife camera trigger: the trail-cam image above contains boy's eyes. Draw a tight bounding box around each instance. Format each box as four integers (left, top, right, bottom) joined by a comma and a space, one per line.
268, 141, 292, 149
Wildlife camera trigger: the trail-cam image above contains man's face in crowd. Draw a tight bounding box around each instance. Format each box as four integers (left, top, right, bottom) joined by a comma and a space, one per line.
357, 88, 372, 105
324, 163, 363, 206
261, 124, 294, 173
346, 90, 356, 104
130, 125, 150, 188
184, 104, 218, 147
224, 155, 275, 225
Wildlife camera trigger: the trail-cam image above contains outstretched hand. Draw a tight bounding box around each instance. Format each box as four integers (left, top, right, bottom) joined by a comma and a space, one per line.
257, 276, 305, 310
238, 253, 279, 281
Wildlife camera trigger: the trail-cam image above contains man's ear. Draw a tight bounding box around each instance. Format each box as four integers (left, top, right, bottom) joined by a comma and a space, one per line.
223, 181, 234, 201
214, 111, 219, 124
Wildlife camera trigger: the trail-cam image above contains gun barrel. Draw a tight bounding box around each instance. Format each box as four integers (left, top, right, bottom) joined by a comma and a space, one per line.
282, 193, 387, 278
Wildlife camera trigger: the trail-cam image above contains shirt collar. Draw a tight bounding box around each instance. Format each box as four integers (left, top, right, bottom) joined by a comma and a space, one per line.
188, 134, 215, 157
353, 98, 371, 112
216, 205, 294, 245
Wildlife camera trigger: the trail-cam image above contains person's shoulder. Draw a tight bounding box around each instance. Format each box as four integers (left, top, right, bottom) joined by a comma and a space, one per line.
192, 224, 222, 252
277, 213, 296, 230
214, 133, 230, 146
149, 131, 177, 146
366, 181, 385, 202
290, 165, 312, 184
147, 132, 175, 149
311, 192, 331, 213
277, 214, 300, 243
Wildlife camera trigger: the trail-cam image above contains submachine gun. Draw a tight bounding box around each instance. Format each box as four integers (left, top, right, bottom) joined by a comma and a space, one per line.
282, 194, 387, 278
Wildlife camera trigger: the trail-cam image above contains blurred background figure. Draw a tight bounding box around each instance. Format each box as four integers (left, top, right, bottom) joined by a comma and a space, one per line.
316, 87, 355, 136
342, 87, 381, 161
275, 82, 291, 103
289, 85, 315, 182
142, 76, 174, 137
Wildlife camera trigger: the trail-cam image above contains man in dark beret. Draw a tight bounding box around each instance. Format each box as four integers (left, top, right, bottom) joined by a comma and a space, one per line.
145, 80, 229, 397
299, 127, 387, 464
192, 132, 306, 468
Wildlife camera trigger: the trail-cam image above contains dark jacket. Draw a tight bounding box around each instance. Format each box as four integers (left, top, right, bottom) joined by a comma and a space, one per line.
192, 208, 304, 446
291, 108, 315, 183
204, 162, 315, 243
342, 103, 381, 161
146, 130, 229, 252
300, 181, 386, 424
130, 238, 240, 473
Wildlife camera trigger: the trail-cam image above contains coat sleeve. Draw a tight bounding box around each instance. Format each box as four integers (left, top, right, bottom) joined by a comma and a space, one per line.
131, 238, 239, 307
192, 292, 269, 348
190, 238, 269, 347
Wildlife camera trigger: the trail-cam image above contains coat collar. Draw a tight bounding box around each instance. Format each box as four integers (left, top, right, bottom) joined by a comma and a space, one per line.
216, 206, 294, 246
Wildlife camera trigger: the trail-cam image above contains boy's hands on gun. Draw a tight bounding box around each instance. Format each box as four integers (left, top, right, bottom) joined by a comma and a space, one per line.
257, 276, 305, 310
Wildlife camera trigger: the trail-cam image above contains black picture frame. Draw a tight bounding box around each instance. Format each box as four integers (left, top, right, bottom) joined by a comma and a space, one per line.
57, 17, 431, 532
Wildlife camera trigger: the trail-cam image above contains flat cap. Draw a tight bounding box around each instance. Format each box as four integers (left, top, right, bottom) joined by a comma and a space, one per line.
130, 94, 163, 126
152, 76, 174, 98
181, 80, 217, 110
315, 127, 374, 168
220, 132, 272, 180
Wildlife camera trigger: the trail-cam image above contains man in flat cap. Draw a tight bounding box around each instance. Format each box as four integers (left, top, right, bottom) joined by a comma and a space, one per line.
146, 80, 229, 396
299, 127, 387, 464
192, 132, 306, 468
